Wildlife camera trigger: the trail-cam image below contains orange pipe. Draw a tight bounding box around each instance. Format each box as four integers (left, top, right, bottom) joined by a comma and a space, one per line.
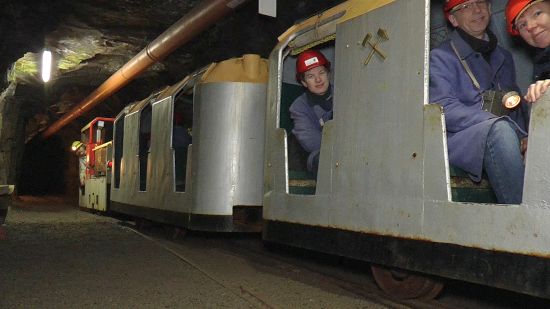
43, 0, 249, 138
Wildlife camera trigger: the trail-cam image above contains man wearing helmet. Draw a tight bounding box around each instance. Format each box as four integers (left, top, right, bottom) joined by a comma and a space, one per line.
430, 0, 530, 204
506, 0, 550, 102
289, 49, 333, 175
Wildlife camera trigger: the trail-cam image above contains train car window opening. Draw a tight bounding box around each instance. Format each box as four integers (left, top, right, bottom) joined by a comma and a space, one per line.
428, 1, 532, 205
80, 131, 89, 145
92, 126, 113, 178
280, 40, 335, 195
138, 104, 152, 191
91, 120, 113, 146
172, 91, 193, 192
426, 2, 523, 204
430, 42, 497, 202
113, 116, 125, 189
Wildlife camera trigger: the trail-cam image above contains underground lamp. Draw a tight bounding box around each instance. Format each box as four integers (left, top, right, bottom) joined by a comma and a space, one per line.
41, 50, 52, 82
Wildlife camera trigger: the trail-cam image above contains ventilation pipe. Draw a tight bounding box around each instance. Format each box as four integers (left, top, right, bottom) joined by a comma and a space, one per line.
43, 0, 249, 138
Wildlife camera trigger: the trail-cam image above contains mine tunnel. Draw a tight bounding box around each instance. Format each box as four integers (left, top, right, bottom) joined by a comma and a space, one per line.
1, 0, 342, 198
2, 0, 389, 307
1, 0, 550, 307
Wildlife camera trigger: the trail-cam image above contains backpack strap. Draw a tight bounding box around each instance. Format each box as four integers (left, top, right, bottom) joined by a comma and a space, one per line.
450, 41, 481, 91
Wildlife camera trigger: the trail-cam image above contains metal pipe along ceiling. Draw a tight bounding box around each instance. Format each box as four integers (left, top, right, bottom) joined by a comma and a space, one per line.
42, 0, 249, 138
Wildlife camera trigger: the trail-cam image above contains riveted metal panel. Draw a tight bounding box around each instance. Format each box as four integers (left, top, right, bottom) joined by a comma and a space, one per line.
263, 0, 550, 296
111, 75, 265, 229
83, 177, 109, 212
264, 0, 427, 234
330, 0, 426, 235
266, 0, 550, 255
192, 82, 266, 215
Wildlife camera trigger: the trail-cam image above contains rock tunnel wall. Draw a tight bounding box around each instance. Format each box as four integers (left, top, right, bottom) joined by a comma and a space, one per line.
0, 83, 26, 187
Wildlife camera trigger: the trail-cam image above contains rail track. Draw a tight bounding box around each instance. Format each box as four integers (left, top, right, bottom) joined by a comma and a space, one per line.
125, 221, 550, 309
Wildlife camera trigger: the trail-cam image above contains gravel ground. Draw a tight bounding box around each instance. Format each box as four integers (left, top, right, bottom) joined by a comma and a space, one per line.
0, 196, 390, 309
0, 197, 252, 308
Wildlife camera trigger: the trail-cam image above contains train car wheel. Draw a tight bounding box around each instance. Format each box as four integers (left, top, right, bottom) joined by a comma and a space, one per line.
165, 226, 187, 240
134, 217, 150, 230
371, 264, 444, 300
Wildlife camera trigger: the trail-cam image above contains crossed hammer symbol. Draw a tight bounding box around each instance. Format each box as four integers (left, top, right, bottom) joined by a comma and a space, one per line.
362, 28, 389, 65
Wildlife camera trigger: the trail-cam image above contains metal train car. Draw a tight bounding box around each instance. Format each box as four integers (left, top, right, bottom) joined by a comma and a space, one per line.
107, 54, 267, 232
74, 0, 550, 300
78, 117, 114, 212
262, 0, 550, 300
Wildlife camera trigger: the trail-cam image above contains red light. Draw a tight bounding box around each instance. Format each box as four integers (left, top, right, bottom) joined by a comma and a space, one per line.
107, 161, 113, 168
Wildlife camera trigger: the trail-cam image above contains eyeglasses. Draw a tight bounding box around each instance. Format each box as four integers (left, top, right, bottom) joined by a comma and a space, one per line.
450, 0, 489, 14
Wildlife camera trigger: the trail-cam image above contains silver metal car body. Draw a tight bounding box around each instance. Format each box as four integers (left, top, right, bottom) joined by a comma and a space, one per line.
263, 0, 549, 298
110, 55, 267, 232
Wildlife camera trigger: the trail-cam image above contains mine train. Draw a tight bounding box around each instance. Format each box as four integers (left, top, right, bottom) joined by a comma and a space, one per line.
75, 0, 550, 300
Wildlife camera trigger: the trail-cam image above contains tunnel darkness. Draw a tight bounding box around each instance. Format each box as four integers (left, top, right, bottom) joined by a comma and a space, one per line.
17, 135, 67, 195
2, 0, 348, 198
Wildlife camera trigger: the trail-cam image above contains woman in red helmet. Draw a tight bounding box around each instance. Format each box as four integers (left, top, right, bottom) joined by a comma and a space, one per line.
507, 0, 550, 102
289, 49, 333, 175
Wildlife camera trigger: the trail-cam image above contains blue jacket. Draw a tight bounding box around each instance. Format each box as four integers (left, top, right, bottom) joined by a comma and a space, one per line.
429, 31, 529, 181
533, 46, 550, 80
290, 90, 333, 172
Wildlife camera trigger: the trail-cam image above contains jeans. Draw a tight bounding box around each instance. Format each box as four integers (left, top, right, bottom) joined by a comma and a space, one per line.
483, 120, 525, 204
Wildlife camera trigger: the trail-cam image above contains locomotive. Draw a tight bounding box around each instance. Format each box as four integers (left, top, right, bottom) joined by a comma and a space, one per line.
76, 0, 550, 300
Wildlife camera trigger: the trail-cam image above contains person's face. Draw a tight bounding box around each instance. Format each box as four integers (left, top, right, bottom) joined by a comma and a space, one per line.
76, 146, 86, 156
448, 0, 491, 39
301, 65, 329, 95
516, 1, 550, 49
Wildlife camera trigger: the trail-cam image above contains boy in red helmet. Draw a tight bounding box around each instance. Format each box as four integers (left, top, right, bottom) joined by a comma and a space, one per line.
506, 0, 550, 102
431, 0, 530, 204
289, 49, 333, 175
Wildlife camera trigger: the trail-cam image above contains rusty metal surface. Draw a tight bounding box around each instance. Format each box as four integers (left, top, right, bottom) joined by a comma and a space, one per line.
263, 220, 550, 299
262, 2, 550, 300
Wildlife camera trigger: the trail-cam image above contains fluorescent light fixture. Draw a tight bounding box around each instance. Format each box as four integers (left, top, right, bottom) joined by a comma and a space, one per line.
41, 50, 52, 82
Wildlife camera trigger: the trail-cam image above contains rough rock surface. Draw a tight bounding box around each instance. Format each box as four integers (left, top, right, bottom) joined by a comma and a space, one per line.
0, 0, 344, 193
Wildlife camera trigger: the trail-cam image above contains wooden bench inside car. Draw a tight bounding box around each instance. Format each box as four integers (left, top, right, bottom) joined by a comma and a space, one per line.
449, 166, 496, 203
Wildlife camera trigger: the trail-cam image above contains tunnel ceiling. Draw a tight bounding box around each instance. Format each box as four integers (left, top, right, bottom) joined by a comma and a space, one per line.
1, 0, 344, 141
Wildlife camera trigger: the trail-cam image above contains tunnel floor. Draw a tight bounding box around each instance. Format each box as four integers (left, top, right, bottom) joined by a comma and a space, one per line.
0, 196, 388, 308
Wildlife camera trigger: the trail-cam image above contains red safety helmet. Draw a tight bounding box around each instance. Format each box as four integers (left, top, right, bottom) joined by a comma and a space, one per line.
444, 0, 470, 20
295, 50, 330, 82
506, 0, 544, 35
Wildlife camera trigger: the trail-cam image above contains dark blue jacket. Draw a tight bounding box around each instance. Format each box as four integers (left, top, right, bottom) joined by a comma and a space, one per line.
289, 90, 333, 172
429, 30, 529, 181
533, 46, 550, 80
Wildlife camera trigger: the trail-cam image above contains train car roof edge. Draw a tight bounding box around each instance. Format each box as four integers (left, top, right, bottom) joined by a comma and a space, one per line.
277, 0, 395, 44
